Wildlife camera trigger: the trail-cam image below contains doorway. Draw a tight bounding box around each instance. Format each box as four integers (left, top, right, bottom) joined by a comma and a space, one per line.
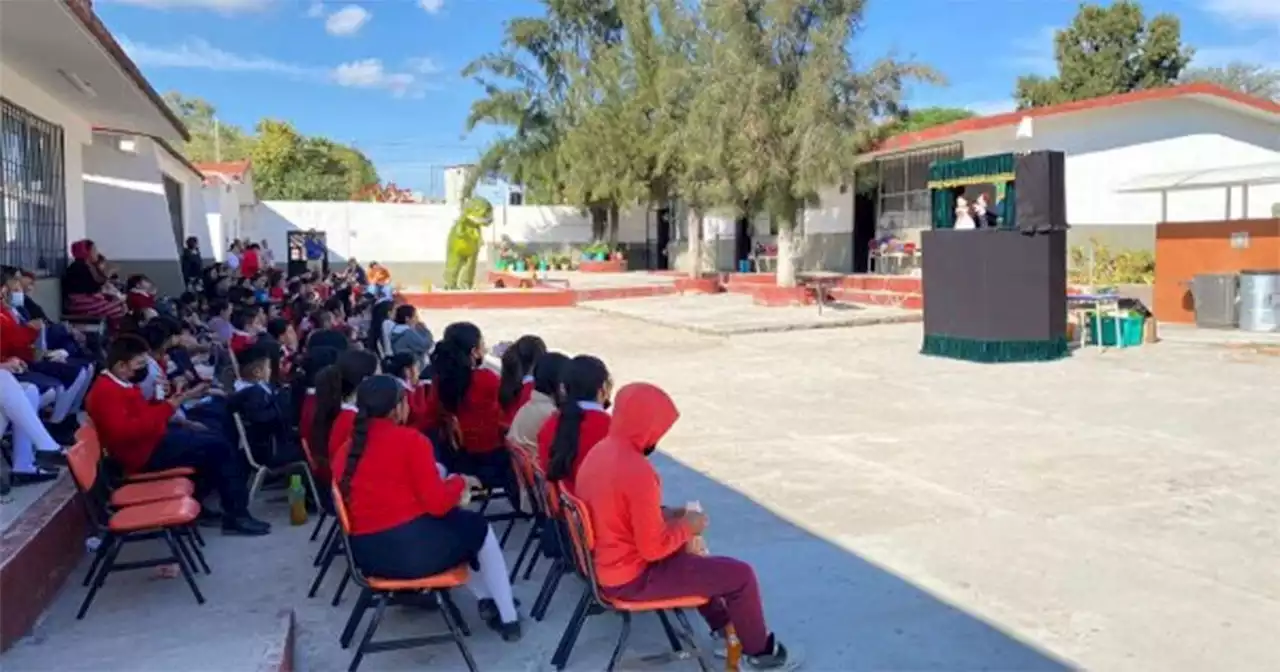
648, 207, 673, 270
853, 187, 876, 273
734, 216, 753, 271
162, 175, 184, 255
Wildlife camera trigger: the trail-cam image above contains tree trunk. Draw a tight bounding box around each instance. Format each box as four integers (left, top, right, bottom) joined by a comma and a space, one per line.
775, 214, 798, 288
687, 207, 703, 277
590, 205, 606, 241
607, 203, 620, 246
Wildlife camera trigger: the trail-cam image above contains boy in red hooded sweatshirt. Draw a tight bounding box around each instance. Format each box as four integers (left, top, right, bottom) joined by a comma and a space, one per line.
574, 382, 796, 670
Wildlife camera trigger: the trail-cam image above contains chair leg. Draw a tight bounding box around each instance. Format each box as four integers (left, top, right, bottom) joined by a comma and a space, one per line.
605, 611, 633, 672
76, 535, 122, 619
248, 467, 267, 505
440, 590, 471, 637
551, 587, 593, 670
509, 522, 539, 583
185, 527, 212, 573
308, 536, 340, 598
673, 609, 714, 672
300, 463, 322, 512
340, 588, 373, 649
331, 566, 352, 606
657, 610, 683, 652
499, 517, 518, 548
532, 558, 565, 622
310, 510, 329, 542
164, 529, 206, 606
437, 590, 479, 672
190, 523, 206, 547
81, 535, 109, 587
348, 594, 388, 672
314, 520, 338, 566
173, 530, 201, 574
523, 546, 542, 580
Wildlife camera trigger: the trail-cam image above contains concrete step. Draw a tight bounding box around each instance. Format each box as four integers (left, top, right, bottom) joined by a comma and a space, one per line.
830, 288, 923, 310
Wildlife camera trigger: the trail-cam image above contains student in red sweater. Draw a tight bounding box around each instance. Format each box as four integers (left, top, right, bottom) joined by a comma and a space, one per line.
311, 349, 379, 481
427, 322, 512, 497
575, 383, 794, 669
382, 353, 433, 432
536, 355, 612, 493
240, 243, 261, 279
228, 307, 260, 355
84, 336, 270, 536
333, 375, 522, 640
498, 335, 546, 424
125, 274, 158, 314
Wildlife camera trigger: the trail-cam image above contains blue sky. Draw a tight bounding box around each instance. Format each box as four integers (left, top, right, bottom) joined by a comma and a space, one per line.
100, 0, 1280, 194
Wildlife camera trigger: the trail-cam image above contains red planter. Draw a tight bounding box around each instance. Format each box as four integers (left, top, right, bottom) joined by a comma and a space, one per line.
674, 276, 722, 294
751, 286, 814, 307
579, 259, 627, 273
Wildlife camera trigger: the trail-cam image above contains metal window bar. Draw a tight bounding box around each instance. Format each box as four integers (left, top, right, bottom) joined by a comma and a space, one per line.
874, 143, 963, 236
1, 97, 68, 278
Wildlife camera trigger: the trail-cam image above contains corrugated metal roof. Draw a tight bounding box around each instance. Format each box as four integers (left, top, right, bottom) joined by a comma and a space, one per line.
1115, 162, 1280, 193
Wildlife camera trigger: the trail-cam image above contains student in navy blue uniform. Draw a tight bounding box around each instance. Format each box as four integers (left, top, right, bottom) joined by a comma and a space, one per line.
230, 343, 304, 468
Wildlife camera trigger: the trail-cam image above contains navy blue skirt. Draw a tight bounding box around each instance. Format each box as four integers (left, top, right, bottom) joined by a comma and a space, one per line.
349, 509, 487, 580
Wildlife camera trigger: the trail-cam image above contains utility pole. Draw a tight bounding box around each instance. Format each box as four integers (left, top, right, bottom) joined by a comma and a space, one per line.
214, 116, 222, 162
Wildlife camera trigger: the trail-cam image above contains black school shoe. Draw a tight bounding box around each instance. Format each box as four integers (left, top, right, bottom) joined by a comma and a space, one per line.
477, 599, 523, 642
10, 469, 60, 486
743, 635, 802, 670
222, 515, 272, 536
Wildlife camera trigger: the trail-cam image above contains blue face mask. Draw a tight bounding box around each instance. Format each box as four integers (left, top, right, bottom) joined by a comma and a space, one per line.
8, 291, 24, 308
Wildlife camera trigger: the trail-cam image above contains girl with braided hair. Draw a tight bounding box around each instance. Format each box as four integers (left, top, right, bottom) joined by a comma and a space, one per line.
335, 375, 522, 641
312, 350, 379, 478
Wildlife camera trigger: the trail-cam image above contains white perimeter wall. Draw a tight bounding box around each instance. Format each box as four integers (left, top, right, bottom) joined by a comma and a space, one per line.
962, 97, 1280, 225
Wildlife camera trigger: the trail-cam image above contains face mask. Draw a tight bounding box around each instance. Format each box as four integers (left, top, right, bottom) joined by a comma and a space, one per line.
8, 291, 24, 307
643, 444, 657, 457
130, 366, 150, 384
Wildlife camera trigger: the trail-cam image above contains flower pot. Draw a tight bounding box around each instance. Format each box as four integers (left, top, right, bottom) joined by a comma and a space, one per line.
514, 261, 527, 272
494, 260, 508, 271
538, 262, 548, 271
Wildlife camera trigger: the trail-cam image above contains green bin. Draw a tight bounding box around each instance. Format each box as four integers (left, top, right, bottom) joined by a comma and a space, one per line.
1085, 313, 1144, 347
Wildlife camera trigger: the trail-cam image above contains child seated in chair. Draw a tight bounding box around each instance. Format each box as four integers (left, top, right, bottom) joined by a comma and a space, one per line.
333, 375, 523, 640
229, 307, 260, 355
125, 274, 158, 314
575, 383, 797, 670
498, 335, 546, 424
537, 355, 611, 494
231, 344, 305, 468
382, 353, 432, 433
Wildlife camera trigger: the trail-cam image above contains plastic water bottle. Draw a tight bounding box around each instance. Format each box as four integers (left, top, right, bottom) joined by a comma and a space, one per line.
288, 475, 308, 526
685, 501, 741, 670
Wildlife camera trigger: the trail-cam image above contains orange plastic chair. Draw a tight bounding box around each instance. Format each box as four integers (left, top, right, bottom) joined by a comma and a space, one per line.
76, 423, 197, 483
330, 484, 477, 672
505, 440, 545, 582
528, 462, 572, 622
550, 491, 713, 672
65, 440, 208, 620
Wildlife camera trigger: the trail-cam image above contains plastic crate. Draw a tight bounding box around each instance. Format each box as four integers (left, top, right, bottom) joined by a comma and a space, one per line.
1085, 313, 1144, 347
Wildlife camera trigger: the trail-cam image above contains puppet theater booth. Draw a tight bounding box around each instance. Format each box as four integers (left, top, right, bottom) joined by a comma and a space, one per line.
920, 151, 1069, 363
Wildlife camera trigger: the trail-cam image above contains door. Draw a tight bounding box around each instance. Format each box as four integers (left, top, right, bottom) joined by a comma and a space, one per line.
734, 216, 752, 269
162, 175, 184, 254
853, 188, 876, 273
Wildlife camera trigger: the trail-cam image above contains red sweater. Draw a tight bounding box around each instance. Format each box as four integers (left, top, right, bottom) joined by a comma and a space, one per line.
327, 407, 357, 468
229, 332, 256, 355
126, 290, 157, 314
241, 249, 260, 278
575, 383, 689, 588
405, 382, 434, 433
0, 309, 39, 362
537, 407, 612, 493
84, 372, 175, 473
331, 418, 465, 535
433, 369, 505, 454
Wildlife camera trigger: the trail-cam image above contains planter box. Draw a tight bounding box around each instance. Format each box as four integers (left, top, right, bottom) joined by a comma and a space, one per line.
674, 276, 722, 294
579, 259, 627, 273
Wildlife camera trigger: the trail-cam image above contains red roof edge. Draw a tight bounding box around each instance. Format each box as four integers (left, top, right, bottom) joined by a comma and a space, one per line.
193, 160, 252, 177
93, 127, 204, 180
62, 0, 190, 142
876, 82, 1280, 154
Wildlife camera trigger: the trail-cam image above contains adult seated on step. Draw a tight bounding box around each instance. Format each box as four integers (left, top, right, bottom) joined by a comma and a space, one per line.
333, 374, 523, 640
536, 355, 612, 494
498, 335, 546, 424
427, 322, 517, 504
62, 240, 127, 324
0, 368, 63, 485
11, 269, 98, 361
1, 268, 94, 442
84, 335, 270, 536
575, 382, 798, 670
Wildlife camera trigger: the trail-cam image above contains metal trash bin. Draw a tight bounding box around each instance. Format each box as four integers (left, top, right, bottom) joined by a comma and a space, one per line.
1238, 270, 1280, 332
1191, 274, 1239, 328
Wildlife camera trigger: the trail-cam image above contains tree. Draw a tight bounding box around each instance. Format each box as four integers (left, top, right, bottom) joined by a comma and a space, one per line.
1181, 61, 1280, 101
890, 107, 976, 133
163, 91, 253, 163
691, 0, 933, 287
250, 120, 369, 201
1014, 1, 1193, 109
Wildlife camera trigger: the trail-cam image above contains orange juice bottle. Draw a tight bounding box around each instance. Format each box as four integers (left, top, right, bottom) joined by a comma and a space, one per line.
685, 502, 741, 670
288, 475, 308, 526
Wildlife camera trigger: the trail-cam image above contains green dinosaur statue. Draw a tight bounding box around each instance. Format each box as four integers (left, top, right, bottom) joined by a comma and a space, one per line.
443, 196, 493, 289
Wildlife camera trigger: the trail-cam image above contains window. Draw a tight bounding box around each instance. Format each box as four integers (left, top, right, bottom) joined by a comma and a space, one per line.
1, 98, 67, 277
875, 142, 962, 236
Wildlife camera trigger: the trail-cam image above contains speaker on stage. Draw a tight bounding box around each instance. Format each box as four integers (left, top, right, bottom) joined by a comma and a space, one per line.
1014, 151, 1066, 234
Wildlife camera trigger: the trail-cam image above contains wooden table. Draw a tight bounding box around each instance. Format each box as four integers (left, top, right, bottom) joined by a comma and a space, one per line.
798, 271, 845, 315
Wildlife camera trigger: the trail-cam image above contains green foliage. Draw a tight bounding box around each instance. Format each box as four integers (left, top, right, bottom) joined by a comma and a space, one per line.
1014, 1, 1193, 109
888, 107, 977, 134
1069, 239, 1155, 285
1180, 61, 1280, 101
164, 91, 379, 201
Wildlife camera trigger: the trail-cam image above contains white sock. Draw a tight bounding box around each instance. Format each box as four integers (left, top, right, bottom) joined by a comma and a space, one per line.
39, 388, 56, 409
469, 527, 518, 623
0, 373, 60, 471
49, 385, 73, 423
67, 367, 92, 412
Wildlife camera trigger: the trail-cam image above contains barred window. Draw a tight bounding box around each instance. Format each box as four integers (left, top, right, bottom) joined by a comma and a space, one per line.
875, 142, 962, 236
1, 98, 68, 278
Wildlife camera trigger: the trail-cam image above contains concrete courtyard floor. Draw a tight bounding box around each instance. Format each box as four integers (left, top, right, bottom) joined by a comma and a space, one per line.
582, 293, 920, 335
6, 308, 1278, 671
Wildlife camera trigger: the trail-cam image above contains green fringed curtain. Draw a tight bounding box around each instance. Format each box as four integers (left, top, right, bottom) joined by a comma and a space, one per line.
933, 188, 956, 229
927, 153, 1016, 189
1000, 180, 1016, 230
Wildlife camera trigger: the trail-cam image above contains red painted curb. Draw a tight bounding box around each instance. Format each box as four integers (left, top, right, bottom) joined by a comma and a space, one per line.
0, 476, 88, 652
831, 289, 924, 310
673, 277, 722, 294
403, 290, 577, 310
256, 609, 296, 672
579, 259, 627, 273
752, 286, 815, 307
576, 285, 678, 301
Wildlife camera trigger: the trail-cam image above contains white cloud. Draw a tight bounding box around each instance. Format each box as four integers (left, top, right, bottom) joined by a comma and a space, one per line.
333, 59, 419, 97
1203, 0, 1280, 31
121, 37, 432, 97
418, 0, 444, 14
324, 5, 371, 36
103, 0, 273, 13
306, 1, 326, 18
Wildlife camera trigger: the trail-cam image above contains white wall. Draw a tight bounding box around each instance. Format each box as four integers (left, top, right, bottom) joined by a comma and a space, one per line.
81, 134, 178, 264
253, 201, 651, 265
202, 182, 239, 261
153, 142, 206, 254
962, 98, 1280, 225
0, 61, 92, 254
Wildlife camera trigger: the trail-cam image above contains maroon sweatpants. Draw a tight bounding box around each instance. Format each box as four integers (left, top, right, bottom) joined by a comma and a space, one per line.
601, 551, 769, 655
